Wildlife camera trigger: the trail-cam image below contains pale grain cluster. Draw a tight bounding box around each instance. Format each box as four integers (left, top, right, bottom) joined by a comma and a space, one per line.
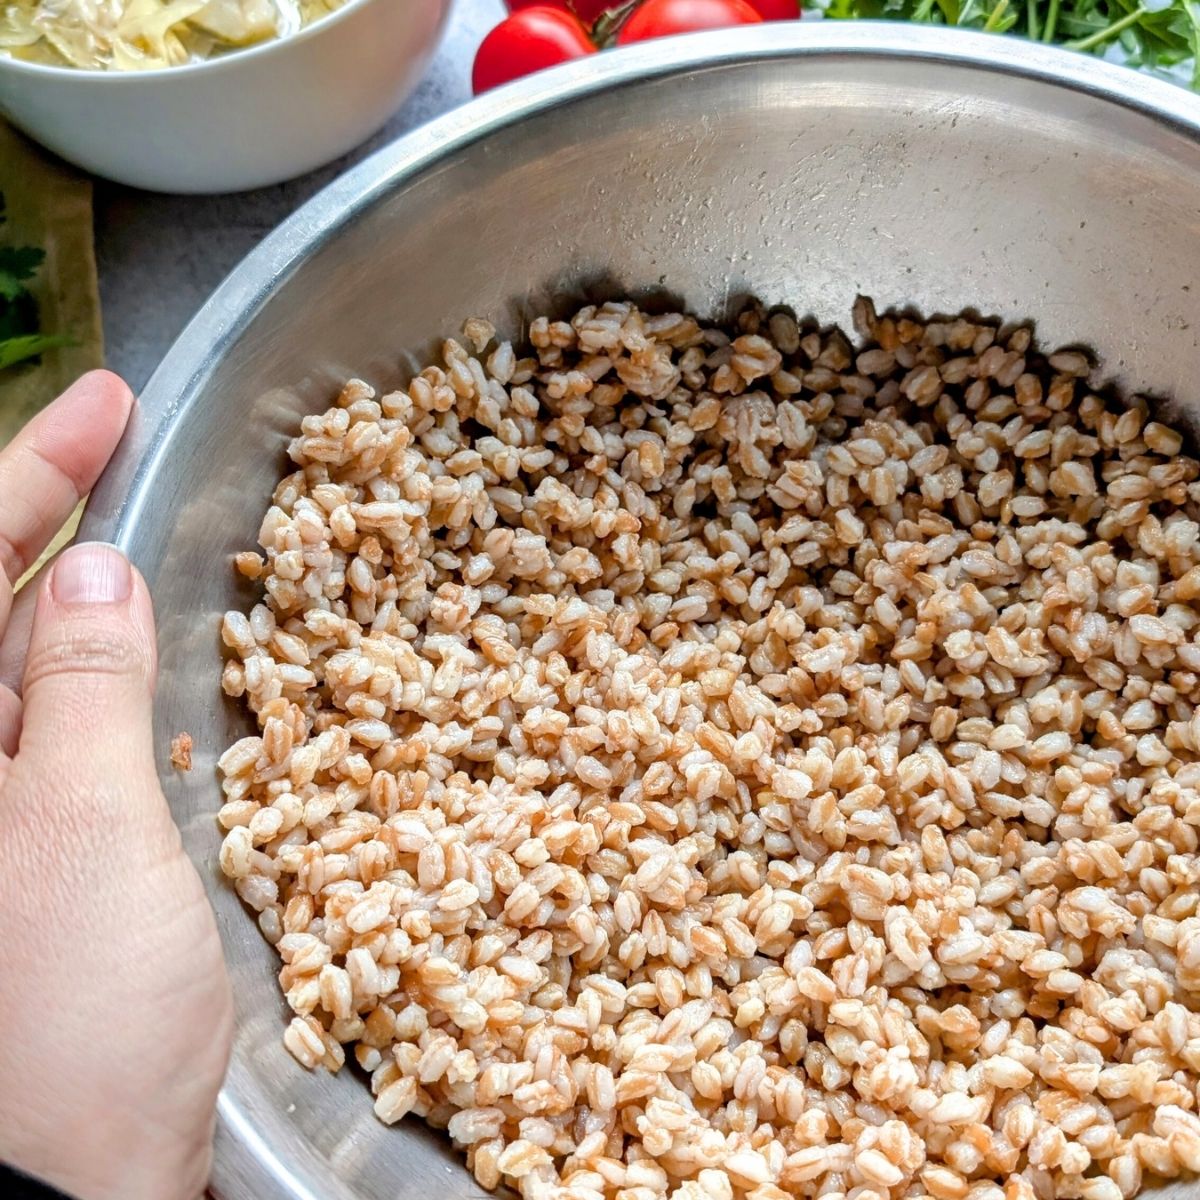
218, 297, 1200, 1200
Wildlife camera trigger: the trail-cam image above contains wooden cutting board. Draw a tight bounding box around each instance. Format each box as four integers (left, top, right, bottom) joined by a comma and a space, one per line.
0, 121, 105, 588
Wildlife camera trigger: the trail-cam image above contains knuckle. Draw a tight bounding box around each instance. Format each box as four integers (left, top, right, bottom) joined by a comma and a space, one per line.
24, 617, 152, 693
0, 572, 11, 661
0, 525, 27, 583
0, 684, 19, 752
0, 488, 48, 583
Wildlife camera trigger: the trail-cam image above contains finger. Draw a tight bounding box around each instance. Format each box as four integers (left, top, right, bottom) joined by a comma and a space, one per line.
18, 543, 166, 846
0, 683, 17, 764
0, 371, 133, 624
1, 551, 56, 694
0, 556, 50, 756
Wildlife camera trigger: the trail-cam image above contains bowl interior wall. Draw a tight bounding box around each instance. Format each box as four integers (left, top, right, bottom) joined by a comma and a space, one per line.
108, 43, 1200, 1200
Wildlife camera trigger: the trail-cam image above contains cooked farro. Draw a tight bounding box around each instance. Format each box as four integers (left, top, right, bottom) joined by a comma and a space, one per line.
218, 297, 1200, 1200
170, 731, 193, 771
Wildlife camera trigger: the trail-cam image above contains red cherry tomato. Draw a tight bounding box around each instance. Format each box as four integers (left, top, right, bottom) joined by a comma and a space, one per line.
505, 0, 619, 26
744, 0, 801, 17
615, 0, 762, 44
472, 7, 597, 94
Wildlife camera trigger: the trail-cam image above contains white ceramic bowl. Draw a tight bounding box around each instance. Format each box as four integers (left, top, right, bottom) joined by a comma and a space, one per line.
0, 0, 452, 193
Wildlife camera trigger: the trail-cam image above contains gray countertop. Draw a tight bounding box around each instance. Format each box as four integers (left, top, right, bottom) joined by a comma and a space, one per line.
95, 0, 503, 393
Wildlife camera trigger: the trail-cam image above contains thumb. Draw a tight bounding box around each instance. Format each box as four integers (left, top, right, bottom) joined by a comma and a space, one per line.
18, 542, 162, 830
6, 543, 225, 1200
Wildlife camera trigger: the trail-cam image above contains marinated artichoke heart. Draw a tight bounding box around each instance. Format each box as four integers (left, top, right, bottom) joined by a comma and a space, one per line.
0, 0, 344, 69
192, 0, 277, 43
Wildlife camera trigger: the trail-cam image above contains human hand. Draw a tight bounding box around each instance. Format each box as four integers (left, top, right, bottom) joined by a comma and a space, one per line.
0, 373, 232, 1200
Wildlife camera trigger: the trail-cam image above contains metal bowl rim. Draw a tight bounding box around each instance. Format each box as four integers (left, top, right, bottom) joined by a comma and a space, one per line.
76, 20, 1200, 1200
81, 21, 1200, 551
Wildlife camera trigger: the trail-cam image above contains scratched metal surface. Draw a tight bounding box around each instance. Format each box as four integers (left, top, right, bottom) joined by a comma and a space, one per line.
82, 24, 1200, 1200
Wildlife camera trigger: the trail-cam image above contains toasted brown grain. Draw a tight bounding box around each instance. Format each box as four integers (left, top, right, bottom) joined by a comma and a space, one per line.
219, 298, 1200, 1200
170, 732, 193, 771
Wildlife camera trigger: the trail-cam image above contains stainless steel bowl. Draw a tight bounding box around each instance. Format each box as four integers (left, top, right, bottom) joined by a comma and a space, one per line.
81, 22, 1200, 1200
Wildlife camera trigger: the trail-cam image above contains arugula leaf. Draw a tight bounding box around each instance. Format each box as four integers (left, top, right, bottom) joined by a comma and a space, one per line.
0, 245, 46, 301
0, 333, 73, 372
0, 289, 38, 343
0, 189, 70, 371
813, 0, 1200, 89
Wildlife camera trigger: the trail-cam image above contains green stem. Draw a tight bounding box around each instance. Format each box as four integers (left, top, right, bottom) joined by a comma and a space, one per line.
590, 0, 639, 48
1066, 6, 1148, 53
984, 0, 1010, 30
1183, 0, 1200, 90
1043, 0, 1060, 42
1026, 0, 1040, 41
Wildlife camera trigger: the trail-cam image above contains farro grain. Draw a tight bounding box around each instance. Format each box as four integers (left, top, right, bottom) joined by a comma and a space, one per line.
170, 731, 193, 771
220, 299, 1200, 1200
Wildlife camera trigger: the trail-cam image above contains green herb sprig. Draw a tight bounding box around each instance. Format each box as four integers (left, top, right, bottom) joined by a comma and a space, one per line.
0, 192, 73, 371
817, 0, 1200, 91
